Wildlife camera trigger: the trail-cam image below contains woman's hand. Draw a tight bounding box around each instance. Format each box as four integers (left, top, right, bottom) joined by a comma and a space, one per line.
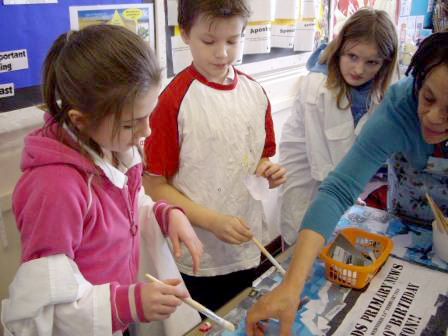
246, 282, 300, 336
247, 229, 323, 335
168, 209, 203, 274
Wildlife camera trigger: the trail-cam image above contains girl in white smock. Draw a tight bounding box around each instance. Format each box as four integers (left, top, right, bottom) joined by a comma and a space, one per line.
279, 8, 398, 245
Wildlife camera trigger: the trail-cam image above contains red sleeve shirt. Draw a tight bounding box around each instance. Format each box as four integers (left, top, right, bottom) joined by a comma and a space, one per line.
144, 65, 276, 177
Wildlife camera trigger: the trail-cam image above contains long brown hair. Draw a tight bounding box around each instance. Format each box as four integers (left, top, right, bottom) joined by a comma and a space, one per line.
320, 8, 398, 110
42, 24, 161, 159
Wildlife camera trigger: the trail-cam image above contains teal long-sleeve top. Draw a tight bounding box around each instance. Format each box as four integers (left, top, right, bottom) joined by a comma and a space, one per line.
300, 76, 435, 241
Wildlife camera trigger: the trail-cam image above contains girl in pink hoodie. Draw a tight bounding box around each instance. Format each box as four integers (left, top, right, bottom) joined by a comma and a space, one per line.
2, 24, 202, 336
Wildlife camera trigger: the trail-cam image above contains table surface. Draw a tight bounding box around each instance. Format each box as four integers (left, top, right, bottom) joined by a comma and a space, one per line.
185, 248, 294, 335
185, 205, 448, 336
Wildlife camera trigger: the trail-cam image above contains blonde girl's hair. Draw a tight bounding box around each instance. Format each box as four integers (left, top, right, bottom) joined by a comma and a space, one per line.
42, 24, 161, 159
319, 7, 398, 110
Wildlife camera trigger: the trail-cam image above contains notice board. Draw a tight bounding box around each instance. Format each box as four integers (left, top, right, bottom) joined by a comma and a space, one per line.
0, 0, 154, 112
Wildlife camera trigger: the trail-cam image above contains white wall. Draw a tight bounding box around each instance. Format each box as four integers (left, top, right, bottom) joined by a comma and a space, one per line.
0, 61, 306, 333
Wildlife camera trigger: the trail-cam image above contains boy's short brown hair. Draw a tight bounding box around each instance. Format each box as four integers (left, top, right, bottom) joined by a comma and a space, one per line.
178, 0, 251, 33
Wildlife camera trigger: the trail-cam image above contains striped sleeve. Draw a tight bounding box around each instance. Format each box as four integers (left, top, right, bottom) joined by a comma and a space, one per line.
153, 200, 185, 236
110, 282, 149, 332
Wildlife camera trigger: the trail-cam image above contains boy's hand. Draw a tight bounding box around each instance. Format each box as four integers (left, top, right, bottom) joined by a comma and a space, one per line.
168, 209, 203, 274
255, 158, 287, 189
209, 214, 253, 244
141, 278, 188, 321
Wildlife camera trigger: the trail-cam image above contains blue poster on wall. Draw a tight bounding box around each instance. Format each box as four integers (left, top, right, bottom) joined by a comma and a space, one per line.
410, 0, 434, 28
0, 0, 153, 112
0, 0, 152, 90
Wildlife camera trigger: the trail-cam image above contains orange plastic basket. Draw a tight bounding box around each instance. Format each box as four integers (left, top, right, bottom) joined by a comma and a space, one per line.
319, 228, 393, 289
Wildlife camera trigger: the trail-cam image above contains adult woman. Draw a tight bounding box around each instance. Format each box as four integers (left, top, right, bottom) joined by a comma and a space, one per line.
247, 31, 448, 336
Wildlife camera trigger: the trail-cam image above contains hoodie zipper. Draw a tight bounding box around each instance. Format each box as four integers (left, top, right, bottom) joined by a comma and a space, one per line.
123, 183, 138, 278
124, 184, 137, 236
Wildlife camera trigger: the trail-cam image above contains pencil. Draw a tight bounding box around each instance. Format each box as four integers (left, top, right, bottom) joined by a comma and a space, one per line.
426, 193, 448, 234
144, 273, 236, 331
252, 237, 287, 275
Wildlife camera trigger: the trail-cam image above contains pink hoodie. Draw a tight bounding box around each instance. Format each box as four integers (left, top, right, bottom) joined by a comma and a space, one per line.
13, 114, 146, 331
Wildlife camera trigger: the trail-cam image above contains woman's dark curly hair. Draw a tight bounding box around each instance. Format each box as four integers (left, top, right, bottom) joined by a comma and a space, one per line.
406, 31, 448, 98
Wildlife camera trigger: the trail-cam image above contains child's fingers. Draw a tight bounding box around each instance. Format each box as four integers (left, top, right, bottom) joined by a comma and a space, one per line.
269, 176, 287, 188
235, 219, 253, 239
232, 230, 252, 243
224, 227, 250, 244
141, 281, 186, 321
255, 161, 269, 177
157, 297, 182, 310
185, 241, 203, 274
170, 236, 182, 258
264, 165, 285, 178
270, 167, 287, 180
223, 234, 245, 244
224, 228, 250, 244
161, 279, 189, 299
262, 165, 276, 177
212, 216, 252, 244
151, 312, 172, 321
192, 254, 200, 274
235, 216, 251, 230
161, 278, 182, 286
162, 279, 182, 288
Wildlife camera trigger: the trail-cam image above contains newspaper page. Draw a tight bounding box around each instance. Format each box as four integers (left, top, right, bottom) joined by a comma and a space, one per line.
200, 206, 448, 335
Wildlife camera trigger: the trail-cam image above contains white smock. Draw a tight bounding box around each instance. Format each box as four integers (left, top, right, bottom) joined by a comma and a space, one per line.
172, 67, 269, 276
279, 72, 372, 245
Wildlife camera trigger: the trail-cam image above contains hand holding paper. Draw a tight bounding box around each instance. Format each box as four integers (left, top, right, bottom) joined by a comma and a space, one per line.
255, 158, 287, 189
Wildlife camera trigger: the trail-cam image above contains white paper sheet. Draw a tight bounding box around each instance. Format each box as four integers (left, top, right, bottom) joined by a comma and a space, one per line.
167, 0, 178, 26
271, 23, 296, 48
0, 49, 29, 73
0, 83, 15, 99
272, 0, 299, 49
243, 24, 271, 54
244, 175, 270, 201
234, 38, 245, 65
171, 35, 192, 75
294, 21, 316, 51
301, 0, 317, 19
248, 0, 275, 22
275, 0, 300, 20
